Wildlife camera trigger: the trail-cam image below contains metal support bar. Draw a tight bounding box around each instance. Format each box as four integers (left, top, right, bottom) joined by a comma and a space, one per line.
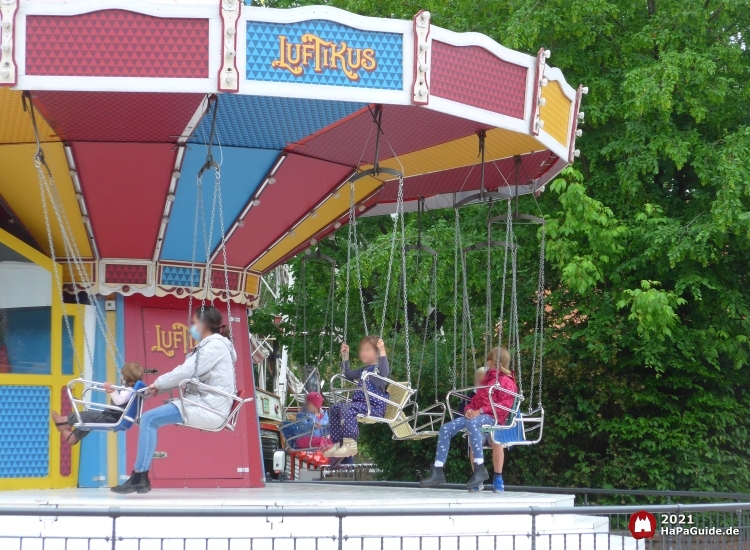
197, 95, 220, 177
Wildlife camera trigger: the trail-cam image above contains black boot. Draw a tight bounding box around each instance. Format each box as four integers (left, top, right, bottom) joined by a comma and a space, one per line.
111, 470, 151, 494
466, 463, 489, 490
420, 465, 446, 487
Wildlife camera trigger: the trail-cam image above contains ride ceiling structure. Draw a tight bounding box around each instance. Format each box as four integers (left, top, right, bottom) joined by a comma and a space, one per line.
0, 0, 584, 308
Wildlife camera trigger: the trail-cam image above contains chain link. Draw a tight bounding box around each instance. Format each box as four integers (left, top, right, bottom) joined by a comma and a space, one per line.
528, 224, 546, 411
452, 210, 460, 391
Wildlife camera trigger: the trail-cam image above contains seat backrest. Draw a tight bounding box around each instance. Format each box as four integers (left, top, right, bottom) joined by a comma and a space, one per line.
223, 389, 246, 431
118, 380, 147, 431
504, 396, 521, 426
383, 383, 411, 421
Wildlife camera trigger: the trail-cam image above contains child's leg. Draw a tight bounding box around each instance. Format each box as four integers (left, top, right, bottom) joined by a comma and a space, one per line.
492, 442, 505, 473
329, 403, 344, 443
341, 405, 360, 441
465, 414, 494, 464
434, 417, 468, 465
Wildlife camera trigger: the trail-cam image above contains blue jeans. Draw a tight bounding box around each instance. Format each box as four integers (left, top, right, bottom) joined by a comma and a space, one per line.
435, 414, 494, 464
134, 403, 183, 472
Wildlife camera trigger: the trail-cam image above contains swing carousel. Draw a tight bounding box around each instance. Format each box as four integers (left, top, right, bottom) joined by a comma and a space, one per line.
0, 0, 584, 492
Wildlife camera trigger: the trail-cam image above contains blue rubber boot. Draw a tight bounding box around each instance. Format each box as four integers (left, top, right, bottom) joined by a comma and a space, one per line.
492, 473, 505, 493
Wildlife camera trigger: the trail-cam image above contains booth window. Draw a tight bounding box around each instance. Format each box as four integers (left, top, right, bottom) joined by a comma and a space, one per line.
0, 307, 52, 375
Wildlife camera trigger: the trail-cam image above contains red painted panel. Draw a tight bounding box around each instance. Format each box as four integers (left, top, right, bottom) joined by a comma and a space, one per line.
377, 150, 555, 201
223, 154, 352, 268
430, 41, 527, 119
26, 10, 209, 78
72, 142, 175, 259
105, 264, 149, 284
33, 92, 203, 142
124, 294, 264, 488
289, 104, 490, 167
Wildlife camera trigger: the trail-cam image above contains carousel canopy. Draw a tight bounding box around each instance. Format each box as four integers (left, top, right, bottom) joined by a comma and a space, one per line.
0, 0, 584, 306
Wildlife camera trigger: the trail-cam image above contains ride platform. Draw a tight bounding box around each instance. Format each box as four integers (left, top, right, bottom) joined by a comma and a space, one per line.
0, 483, 642, 550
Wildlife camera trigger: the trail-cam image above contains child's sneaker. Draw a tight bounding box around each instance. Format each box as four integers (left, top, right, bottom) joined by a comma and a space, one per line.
492, 474, 505, 493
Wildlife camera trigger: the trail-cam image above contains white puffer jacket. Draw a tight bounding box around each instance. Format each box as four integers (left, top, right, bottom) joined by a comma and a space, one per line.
154, 334, 237, 430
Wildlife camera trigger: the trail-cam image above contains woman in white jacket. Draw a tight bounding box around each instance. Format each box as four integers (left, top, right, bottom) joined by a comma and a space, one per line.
111, 306, 237, 494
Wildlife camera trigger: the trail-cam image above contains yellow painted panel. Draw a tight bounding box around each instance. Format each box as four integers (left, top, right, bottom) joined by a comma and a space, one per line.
539, 81, 572, 147
251, 175, 382, 272
245, 273, 260, 295
0, 88, 59, 145
61, 261, 95, 283
0, 143, 93, 258
363, 127, 545, 179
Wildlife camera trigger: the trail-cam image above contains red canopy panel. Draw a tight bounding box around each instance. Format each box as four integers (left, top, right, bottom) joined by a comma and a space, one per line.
72, 142, 176, 259
222, 154, 352, 268
430, 41, 527, 120
375, 150, 555, 201
32, 92, 204, 142
288, 104, 491, 167
25, 9, 209, 78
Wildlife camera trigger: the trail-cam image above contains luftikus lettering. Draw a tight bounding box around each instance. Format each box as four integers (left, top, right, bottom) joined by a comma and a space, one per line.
272, 34, 377, 81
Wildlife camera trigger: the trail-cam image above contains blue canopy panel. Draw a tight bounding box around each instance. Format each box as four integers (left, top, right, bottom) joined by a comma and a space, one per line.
160, 145, 280, 262
189, 95, 367, 149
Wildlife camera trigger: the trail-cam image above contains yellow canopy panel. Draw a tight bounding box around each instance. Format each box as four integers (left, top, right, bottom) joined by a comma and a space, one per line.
0, 88, 60, 145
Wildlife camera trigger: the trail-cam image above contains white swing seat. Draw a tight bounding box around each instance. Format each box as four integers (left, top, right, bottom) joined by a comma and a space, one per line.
66, 379, 148, 432
390, 401, 446, 440
356, 373, 416, 425
446, 383, 525, 430
177, 379, 253, 433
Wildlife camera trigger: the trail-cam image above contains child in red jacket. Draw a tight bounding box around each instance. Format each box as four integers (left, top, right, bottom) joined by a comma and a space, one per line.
421, 347, 518, 490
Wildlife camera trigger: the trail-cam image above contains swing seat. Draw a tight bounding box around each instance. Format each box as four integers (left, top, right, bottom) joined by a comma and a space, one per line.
177, 379, 253, 433
280, 412, 332, 452
390, 401, 446, 440
357, 375, 415, 425
489, 408, 544, 448
67, 379, 148, 432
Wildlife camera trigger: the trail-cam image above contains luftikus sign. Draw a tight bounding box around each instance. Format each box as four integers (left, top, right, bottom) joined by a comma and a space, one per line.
272, 34, 377, 82
246, 20, 403, 89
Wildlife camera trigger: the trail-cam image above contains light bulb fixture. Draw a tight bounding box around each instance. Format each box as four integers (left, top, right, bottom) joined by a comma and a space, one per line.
289, 230, 296, 237
573, 149, 581, 157
544, 49, 551, 59
328, 234, 335, 241
1, 45, 9, 53
172, 170, 180, 179
166, 193, 176, 202
334, 222, 341, 229
332, 191, 340, 199
75, 193, 83, 201
538, 120, 545, 129
576, 129, 583, 137
581, 86, 589, 94
69, 169, 77, 177
311, 210, 318, 218
419, 64, 430, 72
358, 204, 366, 212
417, 88, 427, 97
252, 199, 261, 206
226, 50, 235, 58
1, 21, 10, 29
162, 216, 170, 223
227, 27, 235, 36
541, 78, 548, 87
81, 215, 89, 223
420, 11, 431, 21
578, 111, 585, 120
0, 71, 9, 79
267, 177, 276, 184
419, 43, 429, 52
311, 238, 317, 245
538, 98, 546, 106
238, 219, 245, 228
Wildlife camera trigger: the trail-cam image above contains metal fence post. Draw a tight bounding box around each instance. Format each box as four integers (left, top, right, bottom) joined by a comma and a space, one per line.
109, 507, 120, 550
530, 507, 537, 550
336, 507, 347, 550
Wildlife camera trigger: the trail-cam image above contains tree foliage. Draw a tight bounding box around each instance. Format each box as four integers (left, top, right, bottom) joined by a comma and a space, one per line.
251, 0, 750, 492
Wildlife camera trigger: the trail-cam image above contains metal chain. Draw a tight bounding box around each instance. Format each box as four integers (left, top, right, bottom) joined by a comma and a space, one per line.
485, 210, 492, 359
510, 229, 523, 396
396, 176, 411, 383
431, 260, 439, 402
215, 167, 234, 342
496, 199, 513, 355
452, 210, 460, 391
188, 172, 203, 327
414, 256, 436, 395
302, 259, 307, 365
343, 184, 353, 343
378, 176, 402, 339
529, 225, 546, 411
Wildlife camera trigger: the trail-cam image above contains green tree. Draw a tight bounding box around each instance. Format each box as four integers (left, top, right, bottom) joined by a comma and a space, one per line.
252, 0, 750, 492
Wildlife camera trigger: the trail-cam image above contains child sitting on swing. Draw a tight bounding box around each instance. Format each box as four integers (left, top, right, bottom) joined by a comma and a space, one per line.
51, 361, 144, 446
324, 336, 390, 458
421, 347, 517, 490
289, 392, 332, 450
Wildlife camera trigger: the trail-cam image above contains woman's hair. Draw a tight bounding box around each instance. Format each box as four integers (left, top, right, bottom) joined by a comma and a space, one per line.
195, 305, 231, 339
121, 362, 144, 387
486, 347, 512, 376
359, 335, 380, 355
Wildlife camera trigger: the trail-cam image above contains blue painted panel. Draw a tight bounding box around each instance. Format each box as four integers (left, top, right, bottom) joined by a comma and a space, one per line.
116, 294, 127, 482
78, 298, 109, 488
190, 95, 365, 150
62, 315, 75, 375
0, 386, 50, 478
161, 265, 201, 287
246, 20, 402, 89
160, 146, 280, 262
2, 307, 51, 375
